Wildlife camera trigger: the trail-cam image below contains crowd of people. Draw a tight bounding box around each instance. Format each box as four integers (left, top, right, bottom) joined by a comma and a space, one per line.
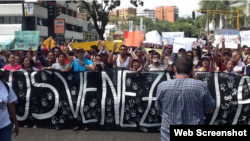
0, 34, 249, 141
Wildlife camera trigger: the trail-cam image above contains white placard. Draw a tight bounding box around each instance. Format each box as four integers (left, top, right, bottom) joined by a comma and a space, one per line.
144, 30, 162, 45
240, 30, 250, 47
162, 32, 184, 45
212, 29, 239, 49
198, 39, 206, 48
173, 37, 197, 53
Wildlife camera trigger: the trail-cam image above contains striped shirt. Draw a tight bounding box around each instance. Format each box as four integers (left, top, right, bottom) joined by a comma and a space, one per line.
155, 74, 215, 141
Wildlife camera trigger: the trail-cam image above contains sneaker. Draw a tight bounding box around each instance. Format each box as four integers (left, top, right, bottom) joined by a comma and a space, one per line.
73, 126, 79, 131
33, 124, 37, 129
24, 125, 28, 128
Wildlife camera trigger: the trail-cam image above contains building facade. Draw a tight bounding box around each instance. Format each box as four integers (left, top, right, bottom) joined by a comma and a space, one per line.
136, 9, 156, 21
0, 0, 88, 43
115, 8, 136, 19
155, 6, 179, 23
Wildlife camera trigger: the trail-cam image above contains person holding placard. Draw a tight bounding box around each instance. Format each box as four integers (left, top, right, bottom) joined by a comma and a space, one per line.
232, 37, 245, 74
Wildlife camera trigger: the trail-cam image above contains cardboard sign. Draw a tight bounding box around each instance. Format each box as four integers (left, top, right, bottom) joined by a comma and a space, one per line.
14, 31, 40, 50
240, 30, 250, 47
173, 37, 197, 53
144, 30, 162, 45
162, 32, 184, 45
212, 29, 238, 49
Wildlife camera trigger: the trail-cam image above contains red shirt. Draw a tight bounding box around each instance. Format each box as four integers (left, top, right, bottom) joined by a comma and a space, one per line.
3, 64, 22, 71
218, 62, 226, 72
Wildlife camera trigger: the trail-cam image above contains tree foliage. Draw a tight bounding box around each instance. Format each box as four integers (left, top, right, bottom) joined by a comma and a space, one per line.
66, 0, 144, 40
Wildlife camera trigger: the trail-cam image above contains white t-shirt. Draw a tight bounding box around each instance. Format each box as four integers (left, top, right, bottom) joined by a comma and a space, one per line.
0, 81, 17, 129
52, 63, 68, 70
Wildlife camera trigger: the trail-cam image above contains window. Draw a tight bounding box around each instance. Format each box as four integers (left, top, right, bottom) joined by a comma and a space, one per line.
9, 17, 16, 24
68, 9, 72, 16
61, 7, 66, 14
16, 17, 22, 23
4, 17, 9, 24
0, 17, 4, 24
73, 11, 76, 17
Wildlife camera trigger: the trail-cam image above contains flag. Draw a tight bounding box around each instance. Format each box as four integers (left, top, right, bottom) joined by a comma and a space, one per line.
70, 36, 74, 43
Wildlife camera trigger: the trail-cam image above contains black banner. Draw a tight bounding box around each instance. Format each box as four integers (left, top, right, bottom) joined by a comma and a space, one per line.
3, 70, 250, 132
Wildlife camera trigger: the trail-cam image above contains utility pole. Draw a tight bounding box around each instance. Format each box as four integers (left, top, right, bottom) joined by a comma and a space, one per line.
22, 1, 26, 31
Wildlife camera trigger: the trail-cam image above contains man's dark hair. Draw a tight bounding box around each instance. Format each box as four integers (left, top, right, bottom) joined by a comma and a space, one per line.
91, 45, 98, 52
148, 50, 156, 54
135, 48, 142, 53
152, 52, 160, 58
175, 56, 193, 75
54, 47, 62, 52
58, 52, 67, 58
120, 45, 128, 50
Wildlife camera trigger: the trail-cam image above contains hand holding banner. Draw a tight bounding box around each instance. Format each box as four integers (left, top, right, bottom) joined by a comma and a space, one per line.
212, 29, 238, 49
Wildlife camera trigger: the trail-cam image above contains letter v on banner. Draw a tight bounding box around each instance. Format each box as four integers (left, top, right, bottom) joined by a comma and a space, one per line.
54, 72, 83, 118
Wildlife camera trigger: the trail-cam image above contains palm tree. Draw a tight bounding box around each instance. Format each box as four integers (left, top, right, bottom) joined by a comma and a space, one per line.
226, 6, 246, 29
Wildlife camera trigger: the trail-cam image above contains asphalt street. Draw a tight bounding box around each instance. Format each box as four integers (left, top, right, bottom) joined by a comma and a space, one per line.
12, 128, 160, 141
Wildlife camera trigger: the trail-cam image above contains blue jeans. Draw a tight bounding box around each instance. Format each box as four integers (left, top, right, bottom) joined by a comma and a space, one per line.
0, 124, 13, 141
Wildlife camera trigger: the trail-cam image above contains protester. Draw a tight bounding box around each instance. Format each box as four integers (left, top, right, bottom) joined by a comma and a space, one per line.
52, 53, 68, 71
3, 53, 22, 71
90, 45, 99, 60
224, 60, 237, 75
108, 44, 132, 69
0, 70, 19, 140
98, 41, 112, 69
20, 57, 38, 71
65, 48, 95, 131
156, 56, 215, 141
37, 45, 56, 69
0, 52, 5, 69
15, 56, 21, 65
132, 58, 142, 71
53, 47, 62, 58
94, 55, 105, 71
148, 52, 164, 71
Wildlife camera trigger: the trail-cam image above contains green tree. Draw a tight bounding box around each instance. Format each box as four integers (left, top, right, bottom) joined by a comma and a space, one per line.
67, 0, 143, 40
226, 6, 246, 29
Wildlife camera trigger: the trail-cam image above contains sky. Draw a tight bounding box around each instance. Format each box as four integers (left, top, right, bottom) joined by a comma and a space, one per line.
116, 0, 202, 18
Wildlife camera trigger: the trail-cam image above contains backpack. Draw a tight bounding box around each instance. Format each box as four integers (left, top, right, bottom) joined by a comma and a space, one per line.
1, 79, 9, 94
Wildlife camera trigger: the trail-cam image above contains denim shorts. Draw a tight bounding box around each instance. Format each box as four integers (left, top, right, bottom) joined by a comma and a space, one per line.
0, 124, 13, 141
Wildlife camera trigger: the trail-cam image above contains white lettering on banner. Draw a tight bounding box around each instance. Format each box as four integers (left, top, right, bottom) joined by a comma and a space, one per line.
31, 71, 59, 119
54, 72, 83, 118
120, 70, 137, 127
233, 76, 250, 124
140, 72, 163, 127
16, 71, 31, 121
80, 72, 98, 123
209, 73, 221, 125
100, 71, 121, 125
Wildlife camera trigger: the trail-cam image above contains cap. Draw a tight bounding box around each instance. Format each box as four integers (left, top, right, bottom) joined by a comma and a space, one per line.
223, 52, 231, 56
91, 45, 98, 51
178, 48, 186, 53
201, 56, 210, 61
76, 48, 84, 53
41, 47, 48, 52
132, 58, 142, 63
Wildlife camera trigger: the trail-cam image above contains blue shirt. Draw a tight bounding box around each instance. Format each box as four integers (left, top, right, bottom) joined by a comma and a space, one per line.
71, 58, 93, 72
155, 74, 215, 141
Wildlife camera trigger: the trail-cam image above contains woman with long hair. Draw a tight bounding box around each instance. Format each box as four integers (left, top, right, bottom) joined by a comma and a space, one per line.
20, 57, 38, 71
3, 53, 21, 71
